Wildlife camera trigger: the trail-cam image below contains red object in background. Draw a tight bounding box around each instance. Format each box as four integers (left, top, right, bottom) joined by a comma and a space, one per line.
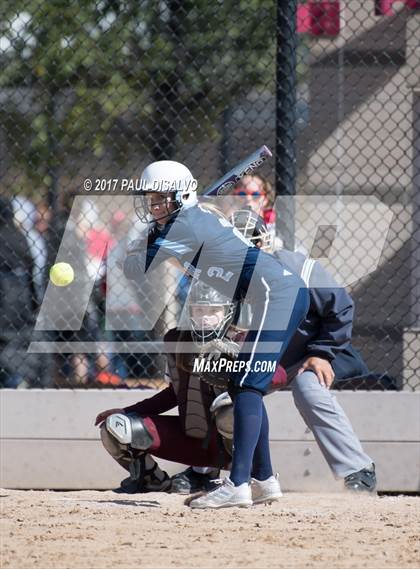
297, 4, 312, 32
86, 228, 115, 260
263, 208, 276, 226
375, 0, 420, 15
297, 1, 341, 36
96, 371, 122, 386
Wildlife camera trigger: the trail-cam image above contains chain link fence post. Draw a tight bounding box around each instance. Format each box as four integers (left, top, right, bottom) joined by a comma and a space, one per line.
276, 0, 298, 252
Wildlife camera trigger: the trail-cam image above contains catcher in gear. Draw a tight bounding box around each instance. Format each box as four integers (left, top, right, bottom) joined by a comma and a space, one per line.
95, 333, 232, 494
94, 281, 244, 495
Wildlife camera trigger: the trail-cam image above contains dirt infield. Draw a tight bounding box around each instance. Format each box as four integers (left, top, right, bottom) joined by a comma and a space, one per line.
1, 489, 419, 569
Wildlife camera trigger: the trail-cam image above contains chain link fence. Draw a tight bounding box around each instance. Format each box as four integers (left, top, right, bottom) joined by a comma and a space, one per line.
0, 1, 418, 391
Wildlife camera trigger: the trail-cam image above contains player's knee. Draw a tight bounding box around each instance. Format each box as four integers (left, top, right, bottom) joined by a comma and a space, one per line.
100, 423, 125, 460
291, 371, 322, 406
100, 412, 155, 461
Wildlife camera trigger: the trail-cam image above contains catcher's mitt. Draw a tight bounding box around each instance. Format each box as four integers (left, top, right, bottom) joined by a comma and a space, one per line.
195, 338, 241, 389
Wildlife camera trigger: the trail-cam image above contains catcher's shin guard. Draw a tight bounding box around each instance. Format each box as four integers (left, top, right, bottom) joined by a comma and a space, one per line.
120, 454, 171, 493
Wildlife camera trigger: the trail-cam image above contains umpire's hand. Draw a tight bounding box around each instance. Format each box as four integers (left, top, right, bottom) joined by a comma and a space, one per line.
94, 408, 125, 427
297, 357, 335, 389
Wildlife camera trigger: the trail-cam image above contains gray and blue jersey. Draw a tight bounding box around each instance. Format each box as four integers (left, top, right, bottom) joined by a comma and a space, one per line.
125, 204, 295, 302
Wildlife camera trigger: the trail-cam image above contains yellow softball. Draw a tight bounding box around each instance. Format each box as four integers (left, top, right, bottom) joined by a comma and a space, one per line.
49, 262, 75, 287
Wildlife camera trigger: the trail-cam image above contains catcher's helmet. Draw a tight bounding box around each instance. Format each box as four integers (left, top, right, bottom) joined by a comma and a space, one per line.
230, 208, 273, 252
188, 281, 236, 346
134, 160, 198, 224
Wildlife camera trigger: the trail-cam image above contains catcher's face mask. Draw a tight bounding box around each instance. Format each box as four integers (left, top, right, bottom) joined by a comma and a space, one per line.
189, 303, 235, 346
230, 209, 273, 252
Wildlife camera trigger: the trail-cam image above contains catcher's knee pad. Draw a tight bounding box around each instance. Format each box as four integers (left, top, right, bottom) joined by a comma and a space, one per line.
210, 392, 234, 440
100, 423, 129, 462
100, 413, 154, 461
210, 388, 264, 441
128, 453, 172, 491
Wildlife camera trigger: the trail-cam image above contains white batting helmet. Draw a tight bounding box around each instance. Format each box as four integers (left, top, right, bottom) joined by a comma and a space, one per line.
134, 160, 198, 223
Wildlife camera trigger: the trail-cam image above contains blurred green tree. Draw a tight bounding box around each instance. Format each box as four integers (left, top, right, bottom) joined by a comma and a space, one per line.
0, 0, 275, 198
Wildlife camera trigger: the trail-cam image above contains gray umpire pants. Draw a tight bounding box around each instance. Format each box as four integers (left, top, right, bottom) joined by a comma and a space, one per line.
290, 370, 373, 478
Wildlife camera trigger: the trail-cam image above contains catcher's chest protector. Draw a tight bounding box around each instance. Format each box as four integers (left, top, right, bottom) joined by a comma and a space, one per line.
167, 352, 215, 439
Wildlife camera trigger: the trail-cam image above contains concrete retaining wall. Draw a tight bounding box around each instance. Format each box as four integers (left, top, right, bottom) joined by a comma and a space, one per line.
1, 389, 419, 492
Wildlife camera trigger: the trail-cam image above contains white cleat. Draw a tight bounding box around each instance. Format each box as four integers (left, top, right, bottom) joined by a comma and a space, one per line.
188, 477, 252, 509
251, 473, 283, 505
